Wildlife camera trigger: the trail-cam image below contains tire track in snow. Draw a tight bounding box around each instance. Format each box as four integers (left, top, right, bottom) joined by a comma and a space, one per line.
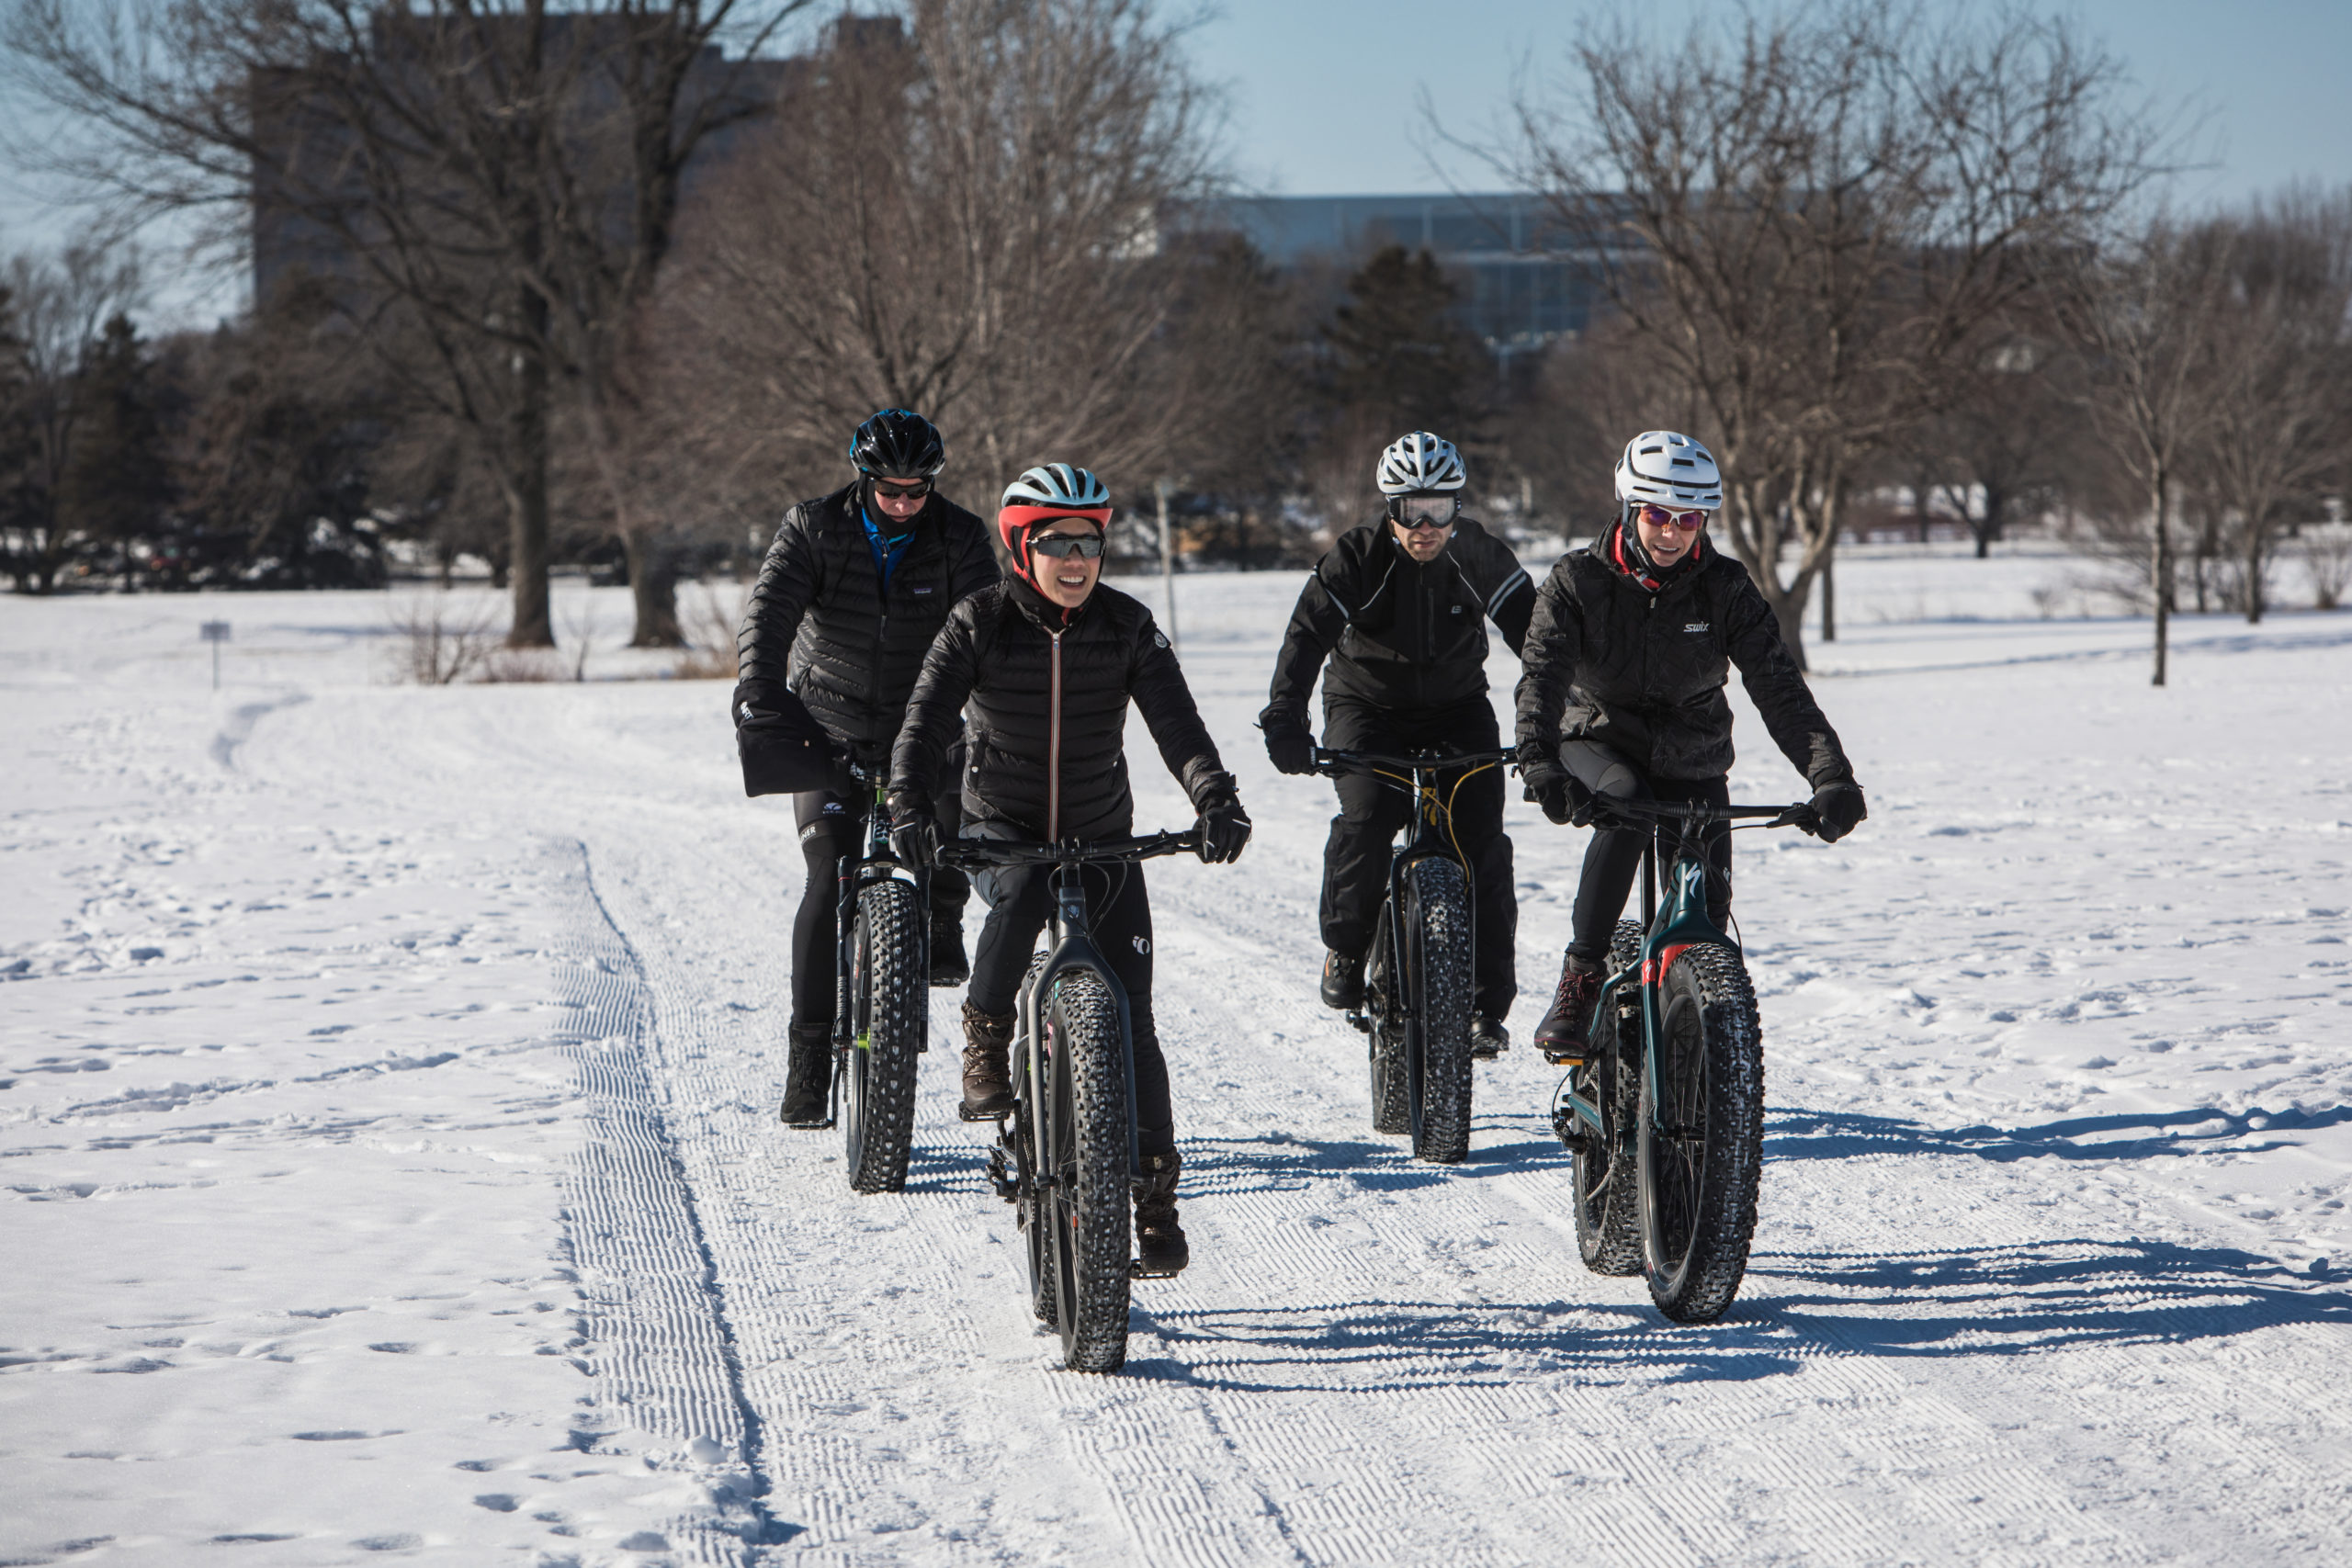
554, 841, 795, 1562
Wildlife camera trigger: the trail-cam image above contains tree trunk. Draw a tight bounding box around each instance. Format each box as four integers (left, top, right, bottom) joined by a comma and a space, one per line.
2151, 471, 2171, 687
1820, 554, 1836, 642
2245, 516, 2267, 625
503, 331, 554, 648
625, 529, 684, 648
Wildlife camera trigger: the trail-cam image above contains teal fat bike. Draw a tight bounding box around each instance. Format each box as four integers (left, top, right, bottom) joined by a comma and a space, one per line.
1315, 746, 1514, 1166
1550, 795, 1817, 1323
934, 828, 1205, 1375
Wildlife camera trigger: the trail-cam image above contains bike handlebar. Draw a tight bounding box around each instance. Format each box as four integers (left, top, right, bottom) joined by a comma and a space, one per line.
932, 829, 1205, 870
1582, 797, 1818, 832
1313, 746, 1516, 777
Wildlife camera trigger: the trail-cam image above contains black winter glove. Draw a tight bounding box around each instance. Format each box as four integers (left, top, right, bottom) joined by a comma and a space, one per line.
1806, 781, 1867, 843
885, 793, 939, 868
1195, 794, 1253, 864
1265, 728, 1316, 777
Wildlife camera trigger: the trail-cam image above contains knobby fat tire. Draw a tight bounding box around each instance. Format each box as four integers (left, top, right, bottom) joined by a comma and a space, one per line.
1407, 859, 1475, 1165
1637, 942, 1766, 1322
1366, 905, 1408, 1135
1015, 952, 1057, 1327
845, 879, 926, 1195
1044, 970, 1134, 1373
1573, 920, 1647, 1276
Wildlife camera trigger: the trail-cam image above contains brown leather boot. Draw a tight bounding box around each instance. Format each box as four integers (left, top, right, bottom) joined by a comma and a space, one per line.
1131, 1149, 1188, 1277
1532, 954, 1604, 1065
958, 1002, 1014, 1122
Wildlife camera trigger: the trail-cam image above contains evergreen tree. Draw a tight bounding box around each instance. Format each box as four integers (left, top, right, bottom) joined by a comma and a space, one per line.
1321, 245, 1490, 438
58, 313, 171, 584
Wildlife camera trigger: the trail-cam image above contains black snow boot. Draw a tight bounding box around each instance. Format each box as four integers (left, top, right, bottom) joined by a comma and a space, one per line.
958, 1003, 1014, 1122
1320, 948, 1365, 1010
929, 913, 970, 988
1131, 1149, 1188, 1278
1470, 1013, 1509, 1060
778, 1022, 833, 1127
1532, 955, 1604, 1066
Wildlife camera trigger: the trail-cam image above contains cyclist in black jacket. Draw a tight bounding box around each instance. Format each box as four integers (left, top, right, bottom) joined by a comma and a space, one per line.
1261, 432, 1536, 1057
1515, 430, 1867, 1061
889, 464, 1250, 1276
732, 410, 999, 1126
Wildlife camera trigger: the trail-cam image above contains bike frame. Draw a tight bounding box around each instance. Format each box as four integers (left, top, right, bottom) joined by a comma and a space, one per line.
826, 759, 928, 1125
1317, 747, 1513, 1130
1554, 801, 1796, 1145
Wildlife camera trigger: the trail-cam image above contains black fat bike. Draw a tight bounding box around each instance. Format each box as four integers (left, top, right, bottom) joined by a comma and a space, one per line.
822, 760, 930, 1195
934, 829, 1204, 1375
1316, 745, 1513, 1166
1549, 795, 1815, 1322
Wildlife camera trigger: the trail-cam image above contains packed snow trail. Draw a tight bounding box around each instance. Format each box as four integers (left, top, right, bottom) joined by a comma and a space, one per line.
5, 561, 2350, 1565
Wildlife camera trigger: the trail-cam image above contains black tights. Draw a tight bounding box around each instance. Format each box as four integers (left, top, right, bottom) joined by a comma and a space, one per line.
967, 855, 1173, 1160
1562, 741, 1731, 963
789, 771, 968, 1029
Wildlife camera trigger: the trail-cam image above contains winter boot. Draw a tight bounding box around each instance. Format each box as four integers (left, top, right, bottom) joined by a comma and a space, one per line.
1131, 1149, 1188, 1278
1469, 1013, 1509, 1060
929, 913, 970, 988
1320, 948, 1366, 1010
778, 1022, 834, 1127
1532, 955, 1604, 1066
958, 1003, 1014, 1122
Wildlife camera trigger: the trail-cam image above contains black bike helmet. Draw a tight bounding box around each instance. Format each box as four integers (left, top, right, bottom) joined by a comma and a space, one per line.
849, 409, 947, 479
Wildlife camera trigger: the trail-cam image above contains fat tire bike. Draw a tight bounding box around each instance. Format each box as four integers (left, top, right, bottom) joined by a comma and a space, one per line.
1316, 746, 1514, 1166
934, 828, 1204, 1375
1549, 795, 1816, 1322
824, 758, 930, 1195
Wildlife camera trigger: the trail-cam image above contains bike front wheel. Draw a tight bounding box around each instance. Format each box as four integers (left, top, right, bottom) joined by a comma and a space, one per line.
843, 879, 925, 1194
1404, 858, 1474, 1165
1635, 941, 1765, 1322
1570, 920, 1645, 1276
1364, 904, 1408, 1134
1039, 969, 1133, 1373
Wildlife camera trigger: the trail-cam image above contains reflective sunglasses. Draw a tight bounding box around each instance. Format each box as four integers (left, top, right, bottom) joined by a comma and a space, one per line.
1638, 503, 1708, 531
871, 478, 933, 501
1396, 495, 1458, 527
1029, 532, 1105, 559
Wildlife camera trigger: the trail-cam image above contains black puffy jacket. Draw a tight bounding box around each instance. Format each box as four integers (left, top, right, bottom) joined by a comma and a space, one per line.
892, 579, 1237, 842
1261, 515, 1534, 733
735, 481, 997, 758
1515, 522, 1854, 785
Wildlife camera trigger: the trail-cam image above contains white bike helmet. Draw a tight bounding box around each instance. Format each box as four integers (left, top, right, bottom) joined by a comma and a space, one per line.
1375, 431, 1467, 497
1614, 431, 1723, 513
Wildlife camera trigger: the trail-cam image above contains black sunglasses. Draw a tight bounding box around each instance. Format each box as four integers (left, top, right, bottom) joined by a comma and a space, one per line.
1029, 533, 1105, 559
871, 478, 933, 501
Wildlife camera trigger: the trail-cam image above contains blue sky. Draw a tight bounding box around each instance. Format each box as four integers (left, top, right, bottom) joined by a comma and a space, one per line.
1185, 0, 2352, 208
3, 0, 2345, 328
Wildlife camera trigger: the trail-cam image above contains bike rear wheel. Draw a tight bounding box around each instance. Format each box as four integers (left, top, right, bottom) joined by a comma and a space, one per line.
1570, 920, 1645, 1276
1404, 858, 1474, 1165
1040, 969, 1133, 1372
843, 879, 925, 1194
1636, 942, 1765, 1322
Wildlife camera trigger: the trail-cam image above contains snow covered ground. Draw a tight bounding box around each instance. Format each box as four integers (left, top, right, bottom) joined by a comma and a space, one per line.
5, 544, 2349, 1567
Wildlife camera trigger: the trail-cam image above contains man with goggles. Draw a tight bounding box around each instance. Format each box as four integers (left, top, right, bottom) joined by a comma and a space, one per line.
1261, 430, 1537, 1058
1514, 430, 1869, 1060
733, 408, 999, 1127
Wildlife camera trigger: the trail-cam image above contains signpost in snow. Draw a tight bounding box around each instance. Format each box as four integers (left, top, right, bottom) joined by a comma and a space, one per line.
1155, 478, 1180, 655
200, 620, 230, 690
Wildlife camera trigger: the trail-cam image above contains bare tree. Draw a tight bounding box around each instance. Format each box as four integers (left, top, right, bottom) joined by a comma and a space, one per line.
1502, 2, 2163, 662
653, 0, 1234, 522
2045, 216, 2236, 682
2191, 190, 2352, 623
3, 0, 807, 646
0, 237, 142, 592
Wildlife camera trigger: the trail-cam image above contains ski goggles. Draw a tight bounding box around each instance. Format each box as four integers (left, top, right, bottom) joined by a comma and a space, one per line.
1396, 495, 1459, 527
1029, 532, 1106, 559
1637, 503, 1709, 531
870, 478, 933, 501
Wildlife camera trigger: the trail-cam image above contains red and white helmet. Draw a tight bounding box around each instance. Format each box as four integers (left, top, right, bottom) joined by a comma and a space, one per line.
997, 464, 1112, 589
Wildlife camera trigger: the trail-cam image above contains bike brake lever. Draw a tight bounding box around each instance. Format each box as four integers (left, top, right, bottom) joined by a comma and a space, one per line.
1770, 804, 1821, 834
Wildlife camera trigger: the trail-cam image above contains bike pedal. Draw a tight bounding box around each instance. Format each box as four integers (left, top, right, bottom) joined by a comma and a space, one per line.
780, 1117, 837, 1132
1539, 1048, 1596, 1067
1344, 1011, 1372, 1035
957, 1104, 1013, 1124
1128, 1259, 1182, 1280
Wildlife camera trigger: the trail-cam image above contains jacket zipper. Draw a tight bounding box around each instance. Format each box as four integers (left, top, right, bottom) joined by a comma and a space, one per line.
1047, 628, 1064, 841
